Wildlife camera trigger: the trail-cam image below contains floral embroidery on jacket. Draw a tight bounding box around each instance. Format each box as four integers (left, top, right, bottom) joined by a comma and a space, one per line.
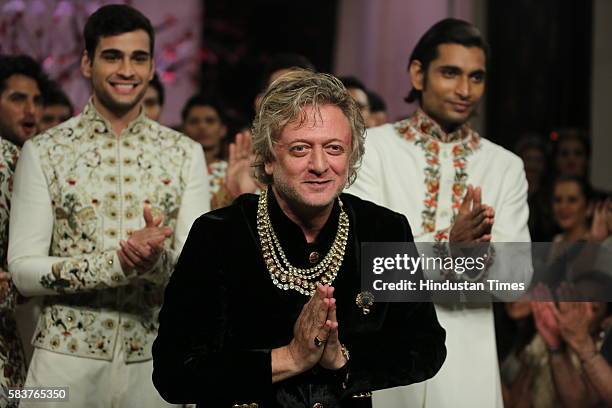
28, 100, 198, 362
394, 109, 481, 236
0, 138, 25, 403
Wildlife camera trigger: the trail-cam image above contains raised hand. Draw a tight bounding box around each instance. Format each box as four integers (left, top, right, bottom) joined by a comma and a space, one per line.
226, 131, 259, 198
531, 285, 561, 350
555, 284, 597, 356
450, 185, 495, 242
117, 206, 173, 274
589, 198, 611, 241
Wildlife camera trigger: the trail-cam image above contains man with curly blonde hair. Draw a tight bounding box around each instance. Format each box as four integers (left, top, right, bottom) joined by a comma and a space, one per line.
153, 69, 446, 407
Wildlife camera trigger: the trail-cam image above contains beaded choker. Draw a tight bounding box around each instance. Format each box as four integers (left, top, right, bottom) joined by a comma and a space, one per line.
256, 188, 349, 296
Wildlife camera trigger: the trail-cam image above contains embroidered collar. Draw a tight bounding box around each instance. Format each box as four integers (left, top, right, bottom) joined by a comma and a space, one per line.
393, 108, 482, 236
399, 108, 474, 143
80, 98, 149, 138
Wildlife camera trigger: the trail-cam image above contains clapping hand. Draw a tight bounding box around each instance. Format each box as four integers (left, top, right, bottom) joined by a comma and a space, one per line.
555, 284, 597, 357
117, 206, 173, 274
226, 131, 259, 198
589, 198, 611, 241
450, 185, 495, 242
531, 284, 562, 350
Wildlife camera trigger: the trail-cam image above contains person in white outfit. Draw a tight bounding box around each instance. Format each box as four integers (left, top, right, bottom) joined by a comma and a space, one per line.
8, 4, 209, 407
347, 18, 531, 408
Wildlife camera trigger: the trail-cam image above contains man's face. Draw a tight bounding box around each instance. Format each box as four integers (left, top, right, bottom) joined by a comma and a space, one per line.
347, 87, 371, 127
143, 85, 162, 121
39, 104, 72, 132
0, 74, 42, 145
265, 104, 352, 211
183, 105, 226, 150
410, 43, 486, 130
81, 30, 154, 117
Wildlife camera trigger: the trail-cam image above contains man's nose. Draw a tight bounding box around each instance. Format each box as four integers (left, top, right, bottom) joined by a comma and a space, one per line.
455, 76, 470, 99
309, 147, 329, 174
117, 57, 135, 77
23, 98, 36, 115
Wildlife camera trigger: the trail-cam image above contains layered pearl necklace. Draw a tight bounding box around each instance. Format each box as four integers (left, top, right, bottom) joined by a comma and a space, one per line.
256, 188, 350, 296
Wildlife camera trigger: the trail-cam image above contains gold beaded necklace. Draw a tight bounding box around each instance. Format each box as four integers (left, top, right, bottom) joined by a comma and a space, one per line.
257, 188, 349, 296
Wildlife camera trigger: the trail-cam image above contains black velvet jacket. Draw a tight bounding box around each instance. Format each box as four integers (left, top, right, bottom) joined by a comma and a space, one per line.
152, 192, 446, 408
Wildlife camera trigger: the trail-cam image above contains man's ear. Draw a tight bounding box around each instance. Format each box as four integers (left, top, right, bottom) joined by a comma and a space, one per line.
81, 51, 92, 79
409, 60, 424, 92
148, 59, 156, 81
264, 161, 274, 176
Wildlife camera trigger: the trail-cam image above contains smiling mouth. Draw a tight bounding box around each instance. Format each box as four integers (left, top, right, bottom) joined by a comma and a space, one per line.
304, 180, 333, 189
450, 102, 471, 111
110, 83, 139, 94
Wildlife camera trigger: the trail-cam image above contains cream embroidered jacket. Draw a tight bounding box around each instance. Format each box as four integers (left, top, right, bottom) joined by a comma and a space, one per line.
8, 101, 210, 362
0, 137, 27, 395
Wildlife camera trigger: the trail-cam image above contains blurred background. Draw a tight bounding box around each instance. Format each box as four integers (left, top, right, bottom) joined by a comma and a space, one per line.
0, 0, 609, 192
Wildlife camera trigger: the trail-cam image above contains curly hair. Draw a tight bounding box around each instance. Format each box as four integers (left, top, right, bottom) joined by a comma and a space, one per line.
252, 69, 366, 186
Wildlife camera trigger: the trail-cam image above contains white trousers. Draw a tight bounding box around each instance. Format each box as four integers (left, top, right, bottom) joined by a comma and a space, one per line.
372, 306, 504, 408
20, 342, 177, 408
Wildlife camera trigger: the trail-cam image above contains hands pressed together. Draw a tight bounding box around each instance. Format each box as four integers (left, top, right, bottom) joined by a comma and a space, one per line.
117, 206, 173, 275
531, 283, 600, 358
450, 185, 495, 243
273, 283, 347, 382
288, 283, 346, 371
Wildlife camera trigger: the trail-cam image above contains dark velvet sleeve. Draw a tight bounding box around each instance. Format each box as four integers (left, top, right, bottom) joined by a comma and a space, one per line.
152, 215, 272, 406
341, 214, 447, 398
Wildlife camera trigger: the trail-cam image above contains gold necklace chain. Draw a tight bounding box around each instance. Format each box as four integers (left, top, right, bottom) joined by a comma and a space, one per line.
257, 188, 349, 296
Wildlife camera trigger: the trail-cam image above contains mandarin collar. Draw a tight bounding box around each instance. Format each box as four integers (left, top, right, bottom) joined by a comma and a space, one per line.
80, 98, 149, 138
409, 108, 473, 143
266, 186, 340, 268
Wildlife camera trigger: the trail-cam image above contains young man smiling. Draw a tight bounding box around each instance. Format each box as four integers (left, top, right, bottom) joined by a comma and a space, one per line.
349, 19, 531, 408
8, 5, 209, 407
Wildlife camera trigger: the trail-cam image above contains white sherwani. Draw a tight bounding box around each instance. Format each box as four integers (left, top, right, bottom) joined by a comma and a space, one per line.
8, 101, 210, 407
347, 109, 531, 408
